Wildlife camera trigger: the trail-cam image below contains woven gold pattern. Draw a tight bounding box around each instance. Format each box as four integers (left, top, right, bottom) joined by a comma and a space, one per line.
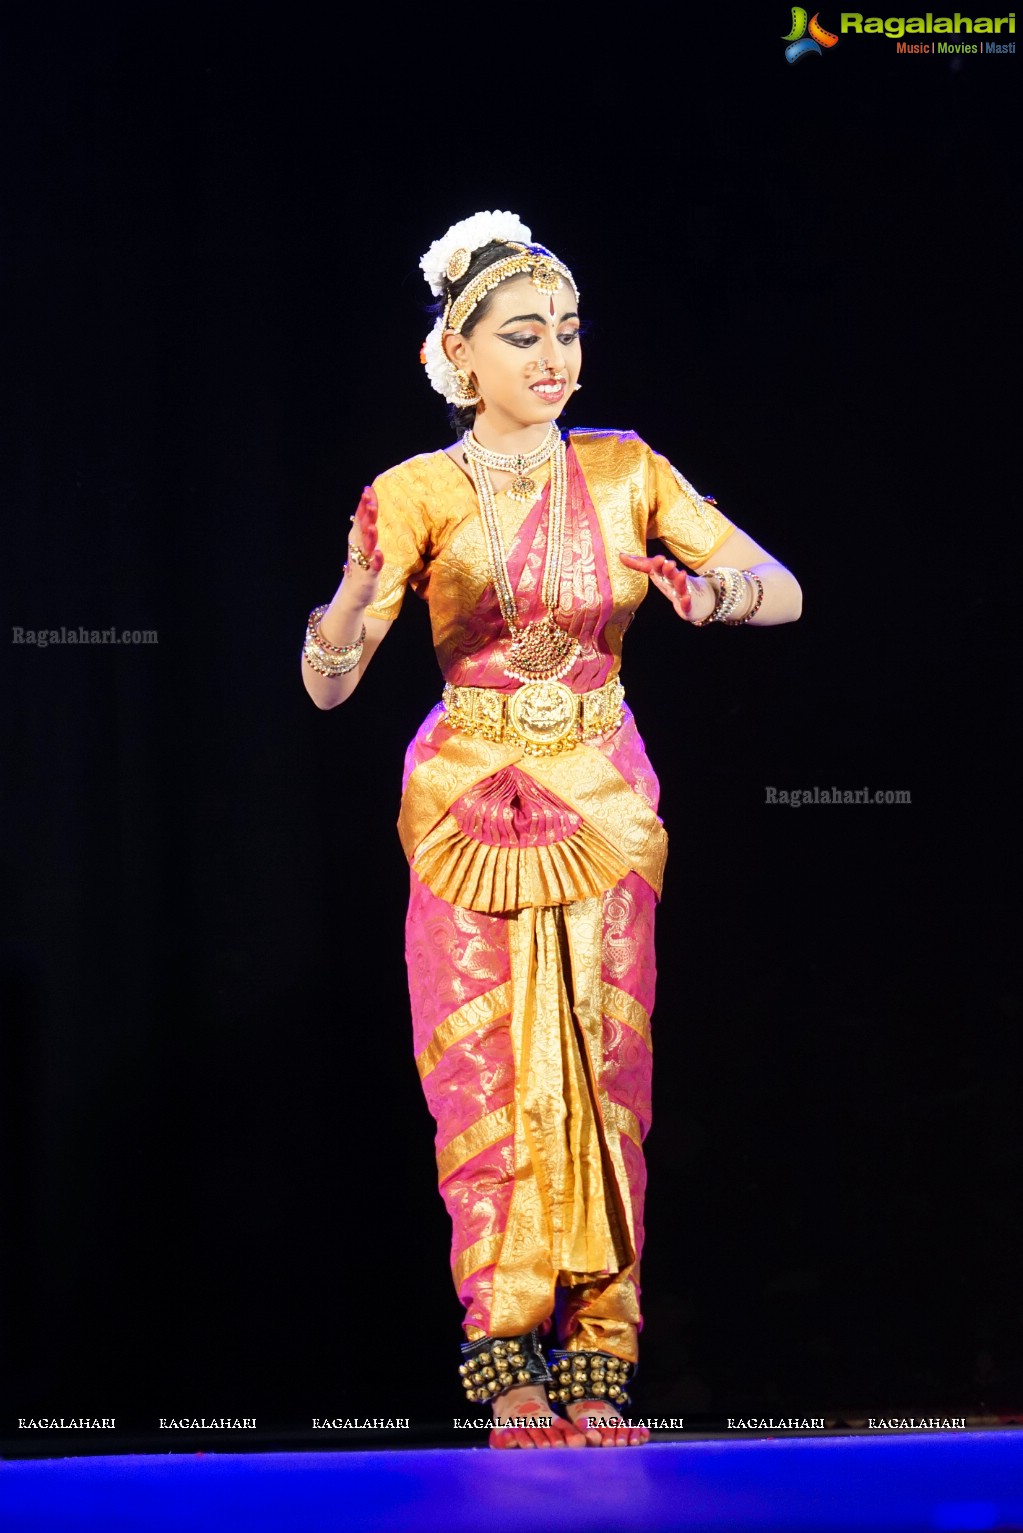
441, 676, 625, 755
396, 729, 668, 912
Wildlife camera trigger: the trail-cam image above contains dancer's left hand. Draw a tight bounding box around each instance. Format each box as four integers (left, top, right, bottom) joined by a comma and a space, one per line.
618, 550, 708, 622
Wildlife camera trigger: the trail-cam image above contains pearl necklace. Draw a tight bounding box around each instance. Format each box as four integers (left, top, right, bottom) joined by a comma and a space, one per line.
464, 430, 582, 684
461, 422, 560, 503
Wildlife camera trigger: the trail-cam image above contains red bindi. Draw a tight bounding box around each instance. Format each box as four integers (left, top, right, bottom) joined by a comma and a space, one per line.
549, 296, 555, 316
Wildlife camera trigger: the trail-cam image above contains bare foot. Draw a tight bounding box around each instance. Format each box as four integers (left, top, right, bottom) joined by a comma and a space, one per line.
488, 1384, 589, 1449
565, 1397, 650, 1447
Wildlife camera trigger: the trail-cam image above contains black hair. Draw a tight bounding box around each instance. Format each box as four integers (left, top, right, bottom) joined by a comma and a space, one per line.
429, 238, 586, 437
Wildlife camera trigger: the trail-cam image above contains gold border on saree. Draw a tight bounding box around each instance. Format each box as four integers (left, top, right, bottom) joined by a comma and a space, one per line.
441, 677, 625, 758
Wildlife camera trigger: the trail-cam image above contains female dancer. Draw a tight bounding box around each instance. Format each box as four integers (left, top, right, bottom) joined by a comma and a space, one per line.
301, 211, 801, 1449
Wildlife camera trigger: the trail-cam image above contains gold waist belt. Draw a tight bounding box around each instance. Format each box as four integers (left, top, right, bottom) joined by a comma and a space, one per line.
441, 676, 625, 757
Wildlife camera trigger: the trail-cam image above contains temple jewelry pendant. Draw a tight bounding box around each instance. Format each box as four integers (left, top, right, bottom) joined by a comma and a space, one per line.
505, 455, 538, 503
504, 614, 582, 684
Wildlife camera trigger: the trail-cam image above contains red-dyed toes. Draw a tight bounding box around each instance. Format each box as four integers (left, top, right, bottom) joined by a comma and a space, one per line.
495, 1428, 533, 1449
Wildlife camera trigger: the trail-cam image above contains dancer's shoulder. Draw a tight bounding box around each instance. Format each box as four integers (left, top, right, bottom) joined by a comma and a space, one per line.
370, 445, 465, 500
567, 426, 651, 472
567, 425, 641, 446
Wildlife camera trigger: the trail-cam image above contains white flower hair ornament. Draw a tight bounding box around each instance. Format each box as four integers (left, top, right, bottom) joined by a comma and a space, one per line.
420, 315, 461, 404
418, 210, 533, 297
417, 209, 579, 405
418, 210, 532, 405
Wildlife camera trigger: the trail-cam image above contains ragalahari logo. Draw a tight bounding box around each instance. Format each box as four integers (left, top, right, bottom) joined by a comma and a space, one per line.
783, 8, 840, 60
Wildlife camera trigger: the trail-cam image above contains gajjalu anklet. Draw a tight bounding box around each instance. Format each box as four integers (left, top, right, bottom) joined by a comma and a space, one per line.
547, 1348, 636, 1408
458, 1328, 554, 1404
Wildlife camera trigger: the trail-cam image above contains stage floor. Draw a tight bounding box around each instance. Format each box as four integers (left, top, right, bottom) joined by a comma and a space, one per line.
1, 1430, 1021, 1532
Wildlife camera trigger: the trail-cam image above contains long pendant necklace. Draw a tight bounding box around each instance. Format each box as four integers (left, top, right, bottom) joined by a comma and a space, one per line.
462, 421, 559, 503
464, 429, 582, 684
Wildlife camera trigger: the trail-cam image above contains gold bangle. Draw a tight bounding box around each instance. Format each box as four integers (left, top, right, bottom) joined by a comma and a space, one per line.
302, 640, 361, 677
722, 570, 765, 625
710, 566, 746, 622
307, 605, 365, 655
303, 604, 365, 676
688, 570, 725, 627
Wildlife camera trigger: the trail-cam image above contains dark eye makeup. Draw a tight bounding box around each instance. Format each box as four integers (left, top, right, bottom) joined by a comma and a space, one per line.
501, 329, 582, 349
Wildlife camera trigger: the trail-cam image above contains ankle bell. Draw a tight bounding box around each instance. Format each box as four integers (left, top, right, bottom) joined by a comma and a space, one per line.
547, 1348, 636, 1408
458, 1328, 554, 1405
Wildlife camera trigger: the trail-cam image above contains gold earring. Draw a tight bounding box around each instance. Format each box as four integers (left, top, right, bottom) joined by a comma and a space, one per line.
454, 368, 482, 406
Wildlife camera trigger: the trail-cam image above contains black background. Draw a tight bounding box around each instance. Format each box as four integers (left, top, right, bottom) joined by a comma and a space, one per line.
3, 2, 1020, 1452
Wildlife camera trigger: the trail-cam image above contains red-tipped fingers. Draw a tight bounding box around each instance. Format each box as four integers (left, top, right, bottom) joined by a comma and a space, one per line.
617, 550, 691, 616
356, 491, 378, 553
663, 560, 692, 612
351, 488, 384, 573
617, 550, 660, 574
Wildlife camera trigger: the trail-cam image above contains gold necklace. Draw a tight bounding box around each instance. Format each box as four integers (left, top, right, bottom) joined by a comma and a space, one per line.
461, 422, 559, 503
466, 433, 582, 684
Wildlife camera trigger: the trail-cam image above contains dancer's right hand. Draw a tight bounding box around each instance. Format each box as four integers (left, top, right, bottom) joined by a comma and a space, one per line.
343, 486, 385, 608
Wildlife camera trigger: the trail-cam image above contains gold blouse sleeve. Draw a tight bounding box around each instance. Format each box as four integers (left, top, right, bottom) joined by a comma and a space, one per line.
642, 440, 735, 568
362, 461, 432, 622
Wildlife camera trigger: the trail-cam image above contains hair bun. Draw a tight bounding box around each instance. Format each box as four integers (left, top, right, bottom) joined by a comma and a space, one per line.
419, 210, 532, 297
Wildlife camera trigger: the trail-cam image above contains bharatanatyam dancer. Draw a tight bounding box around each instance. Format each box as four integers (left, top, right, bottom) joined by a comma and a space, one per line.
301, 211, 801, 1448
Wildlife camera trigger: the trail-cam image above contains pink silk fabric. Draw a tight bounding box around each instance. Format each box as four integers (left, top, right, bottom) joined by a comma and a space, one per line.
403, 440, 660, 1348
441, 442, 619, 694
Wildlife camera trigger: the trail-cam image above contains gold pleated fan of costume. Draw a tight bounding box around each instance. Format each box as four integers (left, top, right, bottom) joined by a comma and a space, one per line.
410, 814, 631, 914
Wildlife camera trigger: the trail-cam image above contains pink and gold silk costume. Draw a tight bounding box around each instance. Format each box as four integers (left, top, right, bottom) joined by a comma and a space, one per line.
364, 429, 734, 1363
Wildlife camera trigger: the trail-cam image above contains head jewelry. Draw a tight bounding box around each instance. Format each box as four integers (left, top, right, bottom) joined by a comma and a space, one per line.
419, 211, 578, 404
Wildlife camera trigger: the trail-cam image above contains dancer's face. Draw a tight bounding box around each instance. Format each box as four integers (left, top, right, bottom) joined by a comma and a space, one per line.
445, 274, 582, 431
